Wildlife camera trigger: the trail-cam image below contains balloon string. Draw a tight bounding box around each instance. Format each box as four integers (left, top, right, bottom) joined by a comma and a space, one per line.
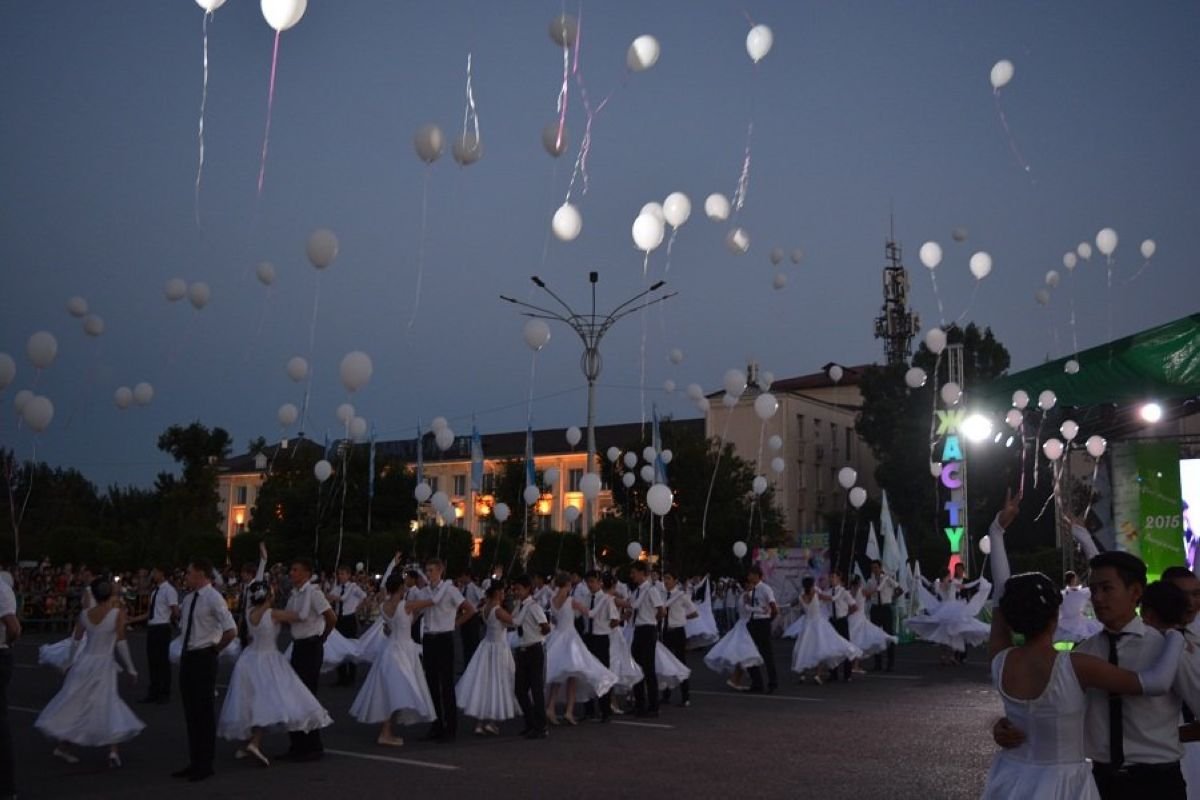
732, 120, 754, 214
1105, 255, 1114, 363
1125, 258, 1153, 285
554, 20, 570, 155
1032, 412, 1045, 490
563, 7, 620, 202
639, 251, 649, 435
1017, 423, 1027, 501
460, 51, 480, 149
407, 168, 431, 331
701, 405, 735, 539
257, 30, 281, 200
1068, 274, 1079, 356
195, 10, 211, 230
993, 90, 1032, 177
954, 281, 980, 325
1034, 461, 1063, 522
246, 286, 273, 364
1081, 458, 1101, 529
526, 351, 538, 427
928, 270, 947, 327
299, 273, 321, 436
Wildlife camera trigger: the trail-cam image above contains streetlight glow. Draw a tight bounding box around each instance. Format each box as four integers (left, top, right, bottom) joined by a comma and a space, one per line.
1140, 402, 1163, 423
961, 412, 994, 443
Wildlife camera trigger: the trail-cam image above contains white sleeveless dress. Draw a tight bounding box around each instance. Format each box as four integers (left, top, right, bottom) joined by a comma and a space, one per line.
790, 593, 862, 673
847, 587, 897, 657
982, 649, 1099, 799
349, 601, 436, 725
217, 610, 332, 741
34, 608, 144, 746
1057, 588, 1102, 643
543, 599, 618, 700
455, 606, 518, 721
703, 607, 764, 675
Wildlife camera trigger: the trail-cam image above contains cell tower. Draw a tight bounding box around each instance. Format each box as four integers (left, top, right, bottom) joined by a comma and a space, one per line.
873, 221, 920, 365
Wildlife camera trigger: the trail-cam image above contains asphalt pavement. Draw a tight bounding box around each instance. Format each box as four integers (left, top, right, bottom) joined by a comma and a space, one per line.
6, 631, 999, 799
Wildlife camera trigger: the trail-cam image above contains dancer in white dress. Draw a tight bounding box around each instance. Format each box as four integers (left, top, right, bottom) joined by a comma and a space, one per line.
982, 492, 1185, 799
906, 568, 992, 663
606, 579, 644, 701
34, 578, 143, 768
38, 567, 96, 671
703, 601, 763, 691
455, 583, 518, 736
684, 575, 720, 649
216, 582, 332, 766
790, 577, 862, 683
1056, 571, 1102, 643
348, 572, 436, 747
544, 574, 617, 725
846, 575, 897, 669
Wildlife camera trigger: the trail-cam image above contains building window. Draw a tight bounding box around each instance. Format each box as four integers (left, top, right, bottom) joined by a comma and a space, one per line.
813, 417, 821, 441
482, 472, 496, 494
845, 427, 853, 458
816, 466, 824, 491
796, 414, 806, 443
428, 476, 439, 494
235, 485, 248, 505
453, 474, 467, 497
568, 468, 584, 492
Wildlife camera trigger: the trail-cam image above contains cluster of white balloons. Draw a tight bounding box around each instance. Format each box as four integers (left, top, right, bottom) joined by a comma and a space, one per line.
14, 391, 54, 433
431, 415, 456, 451
631, 192, 692, 253
113, 382, 154, 411
766, 247, 804, 290
919, 241, 992, 280
65, 297, 105, 338
837, 466, 868, 508
164, 278, 211, 310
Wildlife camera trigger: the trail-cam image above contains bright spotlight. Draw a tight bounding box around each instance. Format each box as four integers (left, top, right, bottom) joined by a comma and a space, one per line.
962, 413, 994, 443
1140, 402, 1164, 424
1005, 436, 1015, 448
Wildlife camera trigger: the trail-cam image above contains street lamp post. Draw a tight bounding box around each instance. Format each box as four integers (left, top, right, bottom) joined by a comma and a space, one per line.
501, 272, 675, 565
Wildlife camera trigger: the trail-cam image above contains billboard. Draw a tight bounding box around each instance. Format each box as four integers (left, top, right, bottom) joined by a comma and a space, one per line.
1182, 459, 1199, 571
1112, 440, 1185, 581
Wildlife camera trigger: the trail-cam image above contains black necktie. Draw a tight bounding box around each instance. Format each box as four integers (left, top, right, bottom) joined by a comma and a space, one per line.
1106, 631, 1124, 767
148, 586, 160, 622
750, 587, 756, 618
588, 592, 596, 635
183, 591, 199, 649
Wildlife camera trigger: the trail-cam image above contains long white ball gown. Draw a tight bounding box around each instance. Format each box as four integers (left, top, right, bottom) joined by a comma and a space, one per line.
284, 626, 361, 673
349, 600, 436, 725
1056, 587, 1102, 643
684, 578, 720, 649
790, 593, 862, 673
654, 641, 691, 688
544, 599, 618, 700
170, 632, 242, 665
703, 609, 764, 675
38, 587, 95, 671
217, 609, 333, 741
981, 649, 1099, 799
847, 588, 897, 658
34, 608, 145, 746
608, 622, 644, 694
455, 605, 518, 721
355, 616, 388, 664
905, 578, 992, 650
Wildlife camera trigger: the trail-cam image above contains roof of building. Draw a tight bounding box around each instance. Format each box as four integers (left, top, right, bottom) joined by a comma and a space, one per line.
704, 363, 874, 399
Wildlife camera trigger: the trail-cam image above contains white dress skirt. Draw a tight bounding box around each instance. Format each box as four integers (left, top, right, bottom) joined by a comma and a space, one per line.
1056, 588, 1103, 643
34, 609, 145, 747
847, 590, 897, 658
38, 588, 95, 671
170, 634, 242, 665
905, 578, 992, 650
543, 600, 618, 701
285, 627, 361, 673
608, 625, 644, 694
455, 606, 518, 721
349, 602, 436, 725
217, 611, 332, 741
703, 615, 764, 675
790, 595, 862, 673
654, 641, 691, 688
684, 579, 720, 649
355, 616, 388, 664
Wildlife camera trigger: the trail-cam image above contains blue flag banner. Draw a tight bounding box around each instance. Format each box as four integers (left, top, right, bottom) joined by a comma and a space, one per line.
368, 425, 377, 499
525, 425, 536, 488
416, 422, 425, 485
652, 405, 667, 484
471, 423, 484, 493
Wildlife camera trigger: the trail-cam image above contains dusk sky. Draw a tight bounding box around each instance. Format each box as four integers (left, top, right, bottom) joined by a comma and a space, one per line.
1, 1, 1197, 488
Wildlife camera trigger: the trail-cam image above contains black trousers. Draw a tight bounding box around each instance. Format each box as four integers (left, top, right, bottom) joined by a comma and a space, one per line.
661, 627, 690, 703
422, 632, 457, 737
631, 624, 659, 713
335, 614, 359, 685
1092, 761, 1186, 800
514, 644, 547, 733
869, 603, 896, 670
583, 633, 613, 719
288, 637, 324, 754
746, 618, 777, 691
460, 615, 484, 671
829, 617, 853, 680
179, 647, 219, 772
0, 649, 14, 796
146, 623, 172, 699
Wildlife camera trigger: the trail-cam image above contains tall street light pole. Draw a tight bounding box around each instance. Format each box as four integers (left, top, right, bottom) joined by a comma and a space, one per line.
501, 272, 676, 565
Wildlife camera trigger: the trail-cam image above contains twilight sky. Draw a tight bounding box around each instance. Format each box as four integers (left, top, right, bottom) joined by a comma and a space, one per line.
1, 1, 1197, 488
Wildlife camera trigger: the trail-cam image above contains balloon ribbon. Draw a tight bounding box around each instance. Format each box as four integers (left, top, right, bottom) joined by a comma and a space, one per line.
257, 31, 281, 199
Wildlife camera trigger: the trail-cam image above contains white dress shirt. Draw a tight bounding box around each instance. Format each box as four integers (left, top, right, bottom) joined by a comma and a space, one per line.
148, 580, 179, 625
533, 584, 553, 611
424, 580, 465, 634
0, 579, 17, 648
828, 585, 853, 619
334, 581, 367, 616
181, 584, 236, 651
1075, 615, 1184, 764
744, 582, 776, 620
464, 581, 485, 607
664, 587, 697, 629
585, 590, 618, 636
286, 580, 332, 640
513, 597, 548, 646
866, 573, 900, 605
631, 582, 664, 626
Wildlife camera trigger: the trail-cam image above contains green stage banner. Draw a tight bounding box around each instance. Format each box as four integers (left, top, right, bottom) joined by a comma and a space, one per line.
1112, 440, 1184, 581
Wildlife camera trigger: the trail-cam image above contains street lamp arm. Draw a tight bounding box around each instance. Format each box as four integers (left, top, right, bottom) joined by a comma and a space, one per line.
603, 292, 678, 328
500, 297, 569, 320
530, 278, 580, 320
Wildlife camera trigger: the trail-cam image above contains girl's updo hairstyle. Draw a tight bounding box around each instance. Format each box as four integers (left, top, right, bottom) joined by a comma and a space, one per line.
90, 577, 114, 603
385, 572, 405, 595
801, 576, 815, 592
248, 580, 271, 606
999, 572, 1062, 637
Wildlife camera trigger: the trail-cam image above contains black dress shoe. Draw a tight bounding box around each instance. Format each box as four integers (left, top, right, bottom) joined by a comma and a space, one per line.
171, 766, 194, 779
188, 768, 214, 782
524, 729, 547, 740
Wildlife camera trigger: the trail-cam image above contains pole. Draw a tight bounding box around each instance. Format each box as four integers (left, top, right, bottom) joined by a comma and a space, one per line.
584, 373, 597, 568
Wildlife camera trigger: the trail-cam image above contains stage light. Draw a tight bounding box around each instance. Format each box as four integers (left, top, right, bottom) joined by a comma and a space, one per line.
1140, 402, 1163, 423
962, 413, 994, 443
1005, 436, 1015, 448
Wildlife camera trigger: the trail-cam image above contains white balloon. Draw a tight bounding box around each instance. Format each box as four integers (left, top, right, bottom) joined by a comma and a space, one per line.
564, 505, 581, 524
919, 241, 943, 270
0, 354, 14, 391
22, 395, 54, 432
661, 192, 691, 228
336, 403, 355, 424
196, 0, 227, 11
313, 459, 333, 482
1042, 438, 1064, 461
640, 202, 665, 223
606, 446, 621, 463
414, 482, 433, 503
1062, 252, 1078, 271
929, 461, 943, 478
696, 397, 711, 413
431, 416, 449, 432
1085, 435, 1107, 459
753, 393, 779, 420
990, 59, 1014, 90
413, 124, 444, 164
1045, 270, 1060, 288
642, 446, 657, 464
349, 416, 368, 442
256, 261, 276, 286
623, 452, 638, 469
704, 193, 731, 222
828, 365, 844, 384
745, 24, 773, 62
723, 369, 747, 397
940, 381, 962, 406
732, 541, 748, 559
627, 542, 643, 560
165, 278, 187, 302
277, 403, 298, 426
26, 332, 58, 369
435, 427, 455, 451
632, 213, 665, 252
541, 122, 569, 158
1012, 390, 1030, 410
1095, 227, 1118, 257
768, 435, 783, 451
848, 486, 867, 509
451, 131, 483, 166
721, 393, 738, 408
544, 467, 560, 487
133, 382, 154, 406
522, 319, 551, 352
114, 387, 133, 410
640, 464, 655, 484
66, 296, 88, 317
548, 13, 578, 47
13, 389, 32, 414
1059, 420, 1079, 442
790, 248, 804, 265
952, 227, 969, 243
1140, 239, 1156, 259
770, 456, 785, 474
1037, 389, 1057, 411
552, 203, 582, 241
622, 471, 637, 488
752, 475, 768, 495
493, 502, 511, 522
905, 367, 927, 389
339, 351, 373, 393
771, 273, 788, 291
837, 467, 857, 489
725, 227, 750, 255
1035, 289, 1050, 306
978, 535, 992, 555
685, 383, 703, 401
523, 484, 541, 505
1064, 359, 1080, 375
669, 348, 685, 365
760, 370, 775, 389
924, 327, 947, 355
660, 449, 673, 465
82, 315, 105, 337
969, 251, 992, 280
626, 35, 660, 72
431, 491, 450, 511
261, 0, 306, 32
1076, 242, 1092, 260
662, 379, 676, 393
769, 247, 784, 265
566, 426, 582, 447
305, 228, 339, 270
187, 282, 211, 310
1005, 409, 1023, 429
286, 357, 308, 382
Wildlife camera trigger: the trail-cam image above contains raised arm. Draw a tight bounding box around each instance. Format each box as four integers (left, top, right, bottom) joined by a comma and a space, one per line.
256, 542, 268, 582
987, 489, 1019, 658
